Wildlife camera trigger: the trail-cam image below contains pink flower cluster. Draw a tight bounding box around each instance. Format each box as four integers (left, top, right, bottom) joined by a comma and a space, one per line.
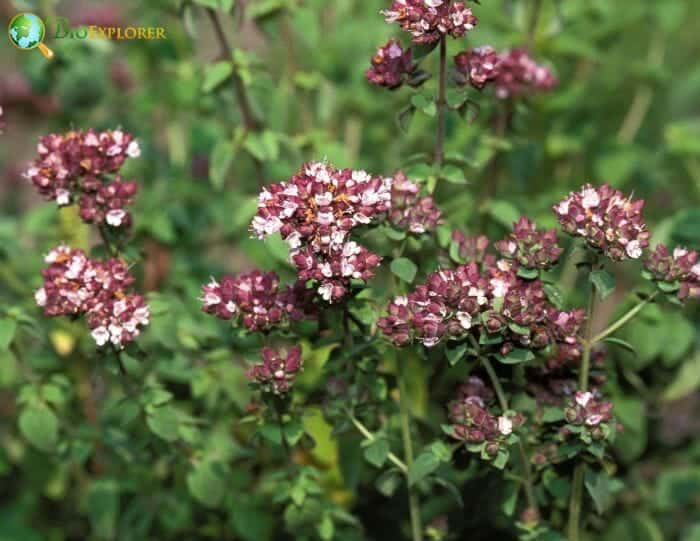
495, 216, 563, 270
454, 46, 500, 89
79, 177, 138, 227
35, 245, 150, 348
450, 230, 490, 263
564, 391, 613, 428
251, 161, 391, 303
200, 270, 315, 332
366, 40, 416, 89
23, 129, 140, 229
644, 245, 700, 301
382, 0, 477, 44
553, 184, 650, 261
388, 171, 442, 234
447, 376, 524, 449
455, 47, 557, 98
378, 259, 586, 356
247, 346, 303, 395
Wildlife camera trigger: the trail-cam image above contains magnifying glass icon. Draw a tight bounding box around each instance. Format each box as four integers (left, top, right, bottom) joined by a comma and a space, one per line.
8, 13, 55, 59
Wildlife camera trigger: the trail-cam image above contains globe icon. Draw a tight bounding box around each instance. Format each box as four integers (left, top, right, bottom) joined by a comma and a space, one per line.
8, 13, 45, 50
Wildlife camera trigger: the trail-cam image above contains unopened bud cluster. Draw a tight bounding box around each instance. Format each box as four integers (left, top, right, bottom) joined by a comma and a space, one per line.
388, 171, 442, 234
644, 244, 700, 301
366, 40, 416, 89
560, 391, 615, 443
447, 376, 524, 456
455, 47, 557, 98
248, 346, 304, 395
495, 216, 563, 270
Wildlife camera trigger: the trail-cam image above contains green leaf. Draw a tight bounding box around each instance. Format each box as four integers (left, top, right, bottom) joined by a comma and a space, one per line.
408, 451, 440, 485
603, 337, 636, 356
604, 513, 664, 541
654, 467, 700, 511
146, 406, 180, 442
590, 270, 616, 300
86, 480, 119, 540
412, 41, 439, 61
492, 449, 509, 469
375, 469, 402, 497
283, 419, 305, 446
187, 461, 227, 508
446, 343, 467, 366
439, 165, 467, 184
244, 131, 279, 162
362, 438, 389, 468
585, 470, 613, 514
202, 61, 233, 93
487, 200, 520, 228
0, 318, 17, 351
501, 482, 519, 516
543, 283, 564, 308
662, 352, 700, 402
496, 348, 534, 364
210, 140, 234, 191
19, 405, 58, 452
193, 0, 234, 10
411, 93, 436, 117
517, 267, 539, 280
613, 396, 647, 463
660, 312, 694, 366
391, 257, 418, 283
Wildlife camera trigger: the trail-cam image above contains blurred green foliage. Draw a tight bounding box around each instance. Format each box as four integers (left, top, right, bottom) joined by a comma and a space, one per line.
0, 0, 699, 539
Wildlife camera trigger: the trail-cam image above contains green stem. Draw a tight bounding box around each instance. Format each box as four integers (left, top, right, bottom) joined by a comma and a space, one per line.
433, 36, 447, 171
590, 292, 657, 345
481, 356, 539, 517
398, 366, 423, 541
205, 7, 265, 186
568, 466, 585, 541
348, 413, 408, 473
98, 225, 117, 257
527, 0, 542, 47
274, 399, 293, 462
568, 268, 598, 540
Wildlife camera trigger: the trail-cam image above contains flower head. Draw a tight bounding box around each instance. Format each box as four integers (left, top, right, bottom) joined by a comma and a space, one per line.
200, 271, 316, 331
447, 376, 525, 448
252, 161, 391, 303
247, 346, 303, 395
553, 184, 650, 261
382, 1, 478, 44
388, 171, 442, 234
455, 47, 557, 97
35, 245, 148, 348
495, 216, 563, 270
564, 391, 614, 428
450, 230, 491, 264
492, 48, 557, 99
24, 129, 140, 228
454, 46, 500, 89
366, 40, 416, 89
644, 244, 700, 301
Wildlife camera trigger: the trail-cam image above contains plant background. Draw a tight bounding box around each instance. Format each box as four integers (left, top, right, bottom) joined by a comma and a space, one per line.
0, 0, 699, 540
